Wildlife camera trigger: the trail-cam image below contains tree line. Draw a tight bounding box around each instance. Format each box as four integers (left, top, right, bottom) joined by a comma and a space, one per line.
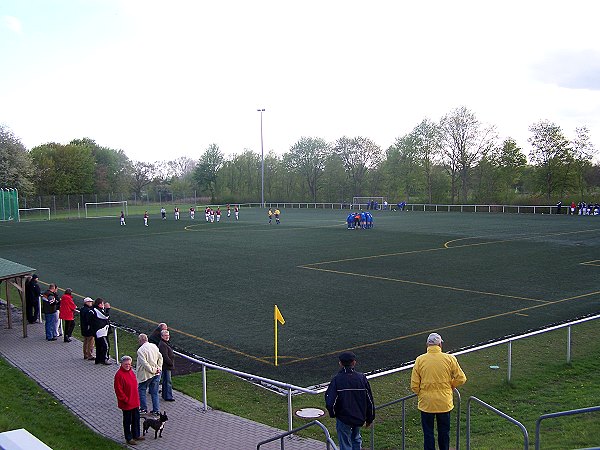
1, 106, 599, 205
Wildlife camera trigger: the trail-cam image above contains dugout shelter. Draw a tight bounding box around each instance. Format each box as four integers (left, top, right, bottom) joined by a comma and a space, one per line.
0, 258, 35, 338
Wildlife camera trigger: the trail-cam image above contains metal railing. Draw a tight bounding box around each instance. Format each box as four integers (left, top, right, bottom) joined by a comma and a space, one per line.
370, 389, 461, 450
368, 313, 600, 384
256, 420, 338, 450
535, 405, 600, 450
466, 396, 529, 450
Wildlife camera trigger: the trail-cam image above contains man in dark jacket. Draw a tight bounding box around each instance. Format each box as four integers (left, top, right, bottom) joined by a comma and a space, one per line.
158, 329, 175, 401
325, 352, 375, 450
25, 274, 41, 324
148, 323, 167, 346
90, 298, 112, 365
80, 297, 95, 360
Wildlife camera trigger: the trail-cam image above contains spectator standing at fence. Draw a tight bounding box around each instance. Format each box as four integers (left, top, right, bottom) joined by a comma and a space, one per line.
80, 297, 95, 360
41, 285, 59, 341
49, 284, 62, 337
114, 355, 144, 445
158, 329, 175, 401
91, 298, 112, 365
137, 333, 163, 416
325, 352, 375, 450
411, 333, 467, 450
25, 274, 41, 324
149, 323, 168, 346
58, 288, 76, 342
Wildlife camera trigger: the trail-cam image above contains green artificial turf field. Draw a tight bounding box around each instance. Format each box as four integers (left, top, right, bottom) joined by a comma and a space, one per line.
1, 208, 599, 386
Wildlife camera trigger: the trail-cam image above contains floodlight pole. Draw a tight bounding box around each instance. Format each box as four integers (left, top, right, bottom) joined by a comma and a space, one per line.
257, 108, 265, 208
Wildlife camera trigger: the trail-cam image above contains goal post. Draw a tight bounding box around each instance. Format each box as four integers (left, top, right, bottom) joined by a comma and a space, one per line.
1, 188, 19, 221
352, 196, 387, 210
18, 208, 51, 221
85, 201, 128, 219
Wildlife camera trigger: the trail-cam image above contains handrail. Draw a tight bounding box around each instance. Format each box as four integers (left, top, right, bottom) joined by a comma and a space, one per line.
466, 396, 528, 450
535, 405, 600, 450
370, 389, 461, 450
256, 420, 338, 450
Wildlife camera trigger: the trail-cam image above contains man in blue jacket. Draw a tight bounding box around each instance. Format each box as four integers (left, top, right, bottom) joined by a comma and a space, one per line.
325, 352, 375, 450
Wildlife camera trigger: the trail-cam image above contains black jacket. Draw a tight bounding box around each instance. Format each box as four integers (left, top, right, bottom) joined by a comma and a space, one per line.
41, 290, 58, 314
325, 367, 375, 427
80, 305, 94, 337
159, 339, 175, 370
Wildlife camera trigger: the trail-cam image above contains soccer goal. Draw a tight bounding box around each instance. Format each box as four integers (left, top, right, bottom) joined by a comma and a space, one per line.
18, 208, 51, 221
85, 201, 128, 219
352, 196, 387, 210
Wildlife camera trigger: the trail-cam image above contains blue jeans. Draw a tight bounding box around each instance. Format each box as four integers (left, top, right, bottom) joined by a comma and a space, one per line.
421, 411, 451, 450
161, 369, 174, 400
138, 375, 160, 413
336, 419, 362, 450
44, 313, 57, 340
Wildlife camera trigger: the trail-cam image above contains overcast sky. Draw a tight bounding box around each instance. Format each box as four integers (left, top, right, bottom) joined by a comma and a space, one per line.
1, 0, 599, 163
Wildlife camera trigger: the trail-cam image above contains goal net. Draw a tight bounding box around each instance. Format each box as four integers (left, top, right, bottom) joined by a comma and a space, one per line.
85, 201, 128, 219
18, 208, 51, 221
352, 197, 387, 210
1, 188, 19, 221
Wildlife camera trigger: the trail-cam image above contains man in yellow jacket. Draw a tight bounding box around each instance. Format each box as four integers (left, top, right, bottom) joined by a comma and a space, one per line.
411, 333, 466, 450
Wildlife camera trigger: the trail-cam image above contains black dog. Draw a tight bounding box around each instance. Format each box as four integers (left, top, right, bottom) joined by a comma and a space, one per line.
143, 411, 168, 439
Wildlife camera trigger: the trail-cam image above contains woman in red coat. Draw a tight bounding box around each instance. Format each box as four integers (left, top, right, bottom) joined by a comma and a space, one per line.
58, 288, 76, 343
114, 356, 144, 445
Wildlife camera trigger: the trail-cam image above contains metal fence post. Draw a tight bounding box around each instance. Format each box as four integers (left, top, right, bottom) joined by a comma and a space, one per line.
202, 364, 208, 411
113, 327, 119, 362
566, 326, 571, 364
287, 387, 293, 432
507, 340, 512, 383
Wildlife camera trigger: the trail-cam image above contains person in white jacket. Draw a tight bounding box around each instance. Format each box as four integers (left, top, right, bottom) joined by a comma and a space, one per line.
136, 333, 163, 416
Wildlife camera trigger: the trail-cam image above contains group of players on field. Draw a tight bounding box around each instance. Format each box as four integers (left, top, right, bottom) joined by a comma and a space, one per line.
347, 211, 374, 229
120, 205, 240, 226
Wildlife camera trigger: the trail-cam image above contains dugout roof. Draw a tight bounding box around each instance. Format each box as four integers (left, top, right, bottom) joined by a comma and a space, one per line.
0, 257, 35, 337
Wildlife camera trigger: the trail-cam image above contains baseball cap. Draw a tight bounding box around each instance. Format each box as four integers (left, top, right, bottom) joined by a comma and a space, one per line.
427, 333, 443, 345
83, 297, 93, 303
339, 352, 356, 364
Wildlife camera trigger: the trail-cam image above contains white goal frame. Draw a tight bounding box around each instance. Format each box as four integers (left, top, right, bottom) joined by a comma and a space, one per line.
18, 207, 51, 221
84, 201, 128, 219
352, 197, 387, 210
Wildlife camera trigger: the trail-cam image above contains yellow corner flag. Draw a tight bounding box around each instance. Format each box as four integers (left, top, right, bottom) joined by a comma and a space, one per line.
274, 305, 285, 366
275, 305, 285, 325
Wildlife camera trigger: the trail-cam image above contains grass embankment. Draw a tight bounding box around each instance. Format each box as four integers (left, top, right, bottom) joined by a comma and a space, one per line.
0, 357, 124, 449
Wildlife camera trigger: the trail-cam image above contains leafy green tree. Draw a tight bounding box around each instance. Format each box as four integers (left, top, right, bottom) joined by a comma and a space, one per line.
130, 161, 156, 198
440, 107, 496, 203
0, 125, 34, 194
286, 137, 330, 203
333, 136, 382, 196
494, 138, 527, 202
385, 134, 422, 202
194, 144, 224, 202
571, 126, 597, 200
528, 120, 574, 201
30, 142, 95, 194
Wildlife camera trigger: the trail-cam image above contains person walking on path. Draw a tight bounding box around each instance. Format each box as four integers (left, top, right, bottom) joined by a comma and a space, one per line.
158, 329, 175, 401
411, 333, 467, 450
136, 333, 163, 416
58, 288, 76, 342
114, 355, 145, 445
25, 274, 41, 324
80, 297, 95, 360
91, 298, 112, 365
325, 352, 375, 450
